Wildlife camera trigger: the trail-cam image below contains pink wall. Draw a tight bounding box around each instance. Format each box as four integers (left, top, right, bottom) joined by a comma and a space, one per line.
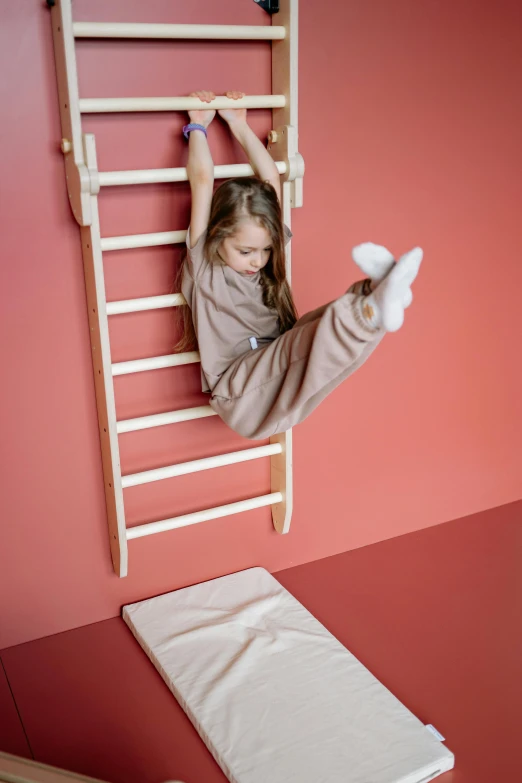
1, 0, 521, 650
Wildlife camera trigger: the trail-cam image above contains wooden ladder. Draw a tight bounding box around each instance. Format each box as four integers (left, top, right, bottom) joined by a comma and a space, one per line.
47, 0, 304, 577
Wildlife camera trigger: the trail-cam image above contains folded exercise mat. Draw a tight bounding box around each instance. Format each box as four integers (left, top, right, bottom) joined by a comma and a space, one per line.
123, 568, 454, 783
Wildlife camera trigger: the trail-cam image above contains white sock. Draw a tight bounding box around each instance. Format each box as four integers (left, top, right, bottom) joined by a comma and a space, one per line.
352, 242, 394, 284
352, 242, 413, 308
362, 247, 423, 332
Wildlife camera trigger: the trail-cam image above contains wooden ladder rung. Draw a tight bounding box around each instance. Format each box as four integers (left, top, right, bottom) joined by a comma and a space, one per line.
106, 294, 185, 315
117, 406, 217, 434
79, 95, 286, 114
122, 444, 282, 488
112, 352, 200, 376
100, 230, 186, 251
73, 22, 286, 41
126, 492, 283, 539
98, 161, 287, 188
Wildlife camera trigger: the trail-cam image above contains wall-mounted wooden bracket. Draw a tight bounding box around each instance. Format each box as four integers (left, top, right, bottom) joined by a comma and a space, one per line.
268, 125, 304, 208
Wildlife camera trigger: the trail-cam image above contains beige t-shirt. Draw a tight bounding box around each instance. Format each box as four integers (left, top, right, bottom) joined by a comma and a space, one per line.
181, 226, 292, 393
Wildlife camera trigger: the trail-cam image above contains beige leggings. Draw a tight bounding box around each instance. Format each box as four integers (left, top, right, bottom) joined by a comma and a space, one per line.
209, 282, 384, 440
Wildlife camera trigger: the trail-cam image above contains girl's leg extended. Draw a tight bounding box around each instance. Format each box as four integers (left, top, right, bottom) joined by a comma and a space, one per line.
210, 290, 383, 439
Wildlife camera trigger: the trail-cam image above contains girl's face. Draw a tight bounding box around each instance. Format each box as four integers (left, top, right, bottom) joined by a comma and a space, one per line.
219, 219, 272, 276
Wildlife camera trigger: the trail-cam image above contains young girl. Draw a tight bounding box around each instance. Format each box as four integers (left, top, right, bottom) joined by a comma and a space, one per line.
179, 90, 423, 440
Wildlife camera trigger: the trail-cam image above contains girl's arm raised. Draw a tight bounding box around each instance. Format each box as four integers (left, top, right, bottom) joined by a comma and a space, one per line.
186, 91, 215, 247
219, 91, 281, 203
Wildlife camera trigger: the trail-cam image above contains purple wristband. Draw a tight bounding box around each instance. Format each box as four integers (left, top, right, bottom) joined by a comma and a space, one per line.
183, 123, 208, 140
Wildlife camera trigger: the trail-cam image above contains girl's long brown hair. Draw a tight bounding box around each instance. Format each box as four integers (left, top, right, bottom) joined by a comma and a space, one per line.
175, 177, 298, 352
